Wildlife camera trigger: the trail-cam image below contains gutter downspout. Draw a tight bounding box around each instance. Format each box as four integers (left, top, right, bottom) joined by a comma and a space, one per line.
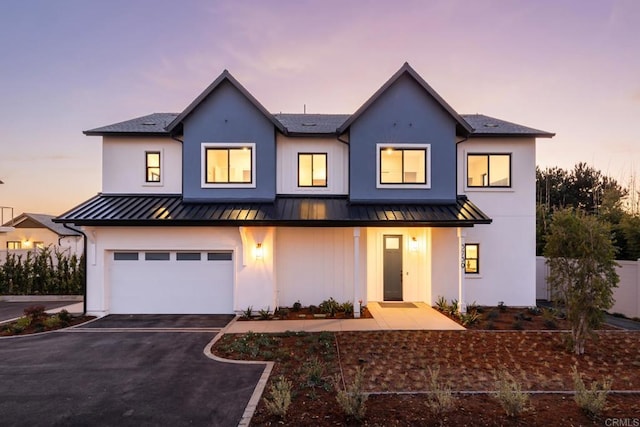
63, 223, 87, 315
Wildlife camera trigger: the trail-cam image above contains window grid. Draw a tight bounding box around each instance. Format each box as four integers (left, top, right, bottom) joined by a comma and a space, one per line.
205, 147, 253, 184
465, 243, 480, 274
298, 153, 328, 187
467, 153, 511, 188
145, 151, 161, 183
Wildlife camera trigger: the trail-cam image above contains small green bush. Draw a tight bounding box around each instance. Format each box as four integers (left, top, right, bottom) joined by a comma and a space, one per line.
341, 301, 354, 316
57, 309, 72, 325
334, 366, 368, 421
292, 301, 302, 311
12, 316, 31, 333
494, 370, 529, 417
263, 376, 292, 418
258, 307, 271, 320
319, 297, 340, 316
459, 311, 480, 327
572, 366, 612, 418
242, 306, 253, 319
435, 296, 449, 312
44, 315, 61, 329
302, 356, 326, 387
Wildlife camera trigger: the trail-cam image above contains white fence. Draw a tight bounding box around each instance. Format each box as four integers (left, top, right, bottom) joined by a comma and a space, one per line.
536, 256, 640, 319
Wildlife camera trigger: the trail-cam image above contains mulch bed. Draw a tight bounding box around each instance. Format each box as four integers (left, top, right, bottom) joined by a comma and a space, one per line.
0, 315, 95, 336
212, 311, 640, 426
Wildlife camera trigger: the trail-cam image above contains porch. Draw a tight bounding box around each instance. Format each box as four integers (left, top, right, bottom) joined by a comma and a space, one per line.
225, 302, 464, 333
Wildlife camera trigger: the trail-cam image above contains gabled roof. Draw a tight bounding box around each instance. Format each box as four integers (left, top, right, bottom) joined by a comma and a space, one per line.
462, 114, 555, 138
337, 62, 473, 135
274, 114, 350, 135
55, 194, 491, 227
84, 113, 177, 136
165, 70, 286, 135
4, 213, 81, 236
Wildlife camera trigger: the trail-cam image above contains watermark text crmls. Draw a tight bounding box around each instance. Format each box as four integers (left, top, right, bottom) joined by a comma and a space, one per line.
605, 418, 640, 427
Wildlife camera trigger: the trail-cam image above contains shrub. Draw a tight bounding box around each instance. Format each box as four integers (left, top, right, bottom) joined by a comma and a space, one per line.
292, 301, 302, 312
498, 301, 507, 312
24, 305, 46, 322
425, 366, 456, 418
334, 366, 368, 421
263, 376, 292, 418
494, 370, 529, 417
302, 357, 326, 387
466, 301, 479, 313
242, 306, 253, 319
57, 309, 72, 325
319, 297, 340, 316
12, 316, 31, 333
258, 307, 271, 320
527, 306, 542, 316
542, 308, 558, 329
435, 296, 449, 312
341, 301, 354, 316
44, 315, 61, 329
459, 311, 479, 327
486, 309, 500, 320
571, 366, 612, 417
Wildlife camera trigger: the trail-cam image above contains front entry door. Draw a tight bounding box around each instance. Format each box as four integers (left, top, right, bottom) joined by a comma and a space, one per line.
383, 235, 403, 301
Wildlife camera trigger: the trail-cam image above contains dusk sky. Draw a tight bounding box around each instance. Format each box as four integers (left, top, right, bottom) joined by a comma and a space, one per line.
1, 0, 639, 216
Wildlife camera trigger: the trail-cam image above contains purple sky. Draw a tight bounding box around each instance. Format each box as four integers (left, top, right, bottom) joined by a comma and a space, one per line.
1, 0, 639, 215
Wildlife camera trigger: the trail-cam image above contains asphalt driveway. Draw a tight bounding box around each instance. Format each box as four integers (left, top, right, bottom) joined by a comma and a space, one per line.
0, 324, 266, 426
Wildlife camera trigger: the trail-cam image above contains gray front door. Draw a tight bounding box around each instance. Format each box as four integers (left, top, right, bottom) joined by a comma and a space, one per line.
383, 235, 403, 301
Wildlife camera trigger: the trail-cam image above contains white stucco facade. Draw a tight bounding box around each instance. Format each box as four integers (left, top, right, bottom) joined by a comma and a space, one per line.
102, 136, 183, 194
457, 137, 537, 306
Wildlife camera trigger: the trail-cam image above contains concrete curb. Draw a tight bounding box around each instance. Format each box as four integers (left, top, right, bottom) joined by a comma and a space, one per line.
203, 316, 274, 427
0, 295, 83, 302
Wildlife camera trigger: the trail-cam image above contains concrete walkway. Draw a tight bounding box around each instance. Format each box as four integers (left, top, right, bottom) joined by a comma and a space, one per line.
225, 302, 464, 333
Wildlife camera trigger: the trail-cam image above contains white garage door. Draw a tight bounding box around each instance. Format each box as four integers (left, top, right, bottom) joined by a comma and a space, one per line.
108, 251, 234, 314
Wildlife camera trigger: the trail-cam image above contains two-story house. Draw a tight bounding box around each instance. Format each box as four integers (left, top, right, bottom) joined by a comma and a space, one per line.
56, 63, 553, 317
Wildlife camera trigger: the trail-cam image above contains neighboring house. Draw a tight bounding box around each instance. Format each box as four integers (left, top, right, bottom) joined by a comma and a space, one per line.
1, 213, 83, 262
56, 63, 553, 316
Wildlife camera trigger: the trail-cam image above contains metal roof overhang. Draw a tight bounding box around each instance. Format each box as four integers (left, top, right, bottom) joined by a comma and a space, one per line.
54, 195, 492, 227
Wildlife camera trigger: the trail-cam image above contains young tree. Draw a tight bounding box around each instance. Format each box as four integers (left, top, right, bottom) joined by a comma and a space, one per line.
544, 209, 619, 355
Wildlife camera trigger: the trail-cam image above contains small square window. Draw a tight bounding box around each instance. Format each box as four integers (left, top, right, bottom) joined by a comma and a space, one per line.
298, 153, 327, 187
465, 244, 479, 274
467, 154, 511, 187
146, 151, 161, 183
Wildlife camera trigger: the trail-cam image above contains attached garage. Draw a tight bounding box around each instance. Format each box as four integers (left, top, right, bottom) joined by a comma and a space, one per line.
107, 250, 234, 314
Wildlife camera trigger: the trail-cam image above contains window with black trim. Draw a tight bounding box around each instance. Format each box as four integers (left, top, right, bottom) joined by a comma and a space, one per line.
465, 243, 479, 274
145, 252, 170, 261
467, 154, 511, 187
7, 241, 21, 250
298, 153, 327, 187
378, 145, 429, 186
145, 151, 161, 182
205, 146, 253, 184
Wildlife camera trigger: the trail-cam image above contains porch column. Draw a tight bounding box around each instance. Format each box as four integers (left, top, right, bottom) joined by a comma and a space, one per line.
353, 227, 361, 318
457, 227, 466, 313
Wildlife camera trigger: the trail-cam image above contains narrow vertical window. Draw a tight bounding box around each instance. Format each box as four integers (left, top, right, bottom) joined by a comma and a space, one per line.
146, 151, 161, 182
298, 153, 327, 187
465, 243, 479, 274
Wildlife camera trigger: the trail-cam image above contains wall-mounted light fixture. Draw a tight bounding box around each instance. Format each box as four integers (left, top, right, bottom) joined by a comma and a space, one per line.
409, 237, 419, 252
255, 242, 264, 259
22, 240, 32, 248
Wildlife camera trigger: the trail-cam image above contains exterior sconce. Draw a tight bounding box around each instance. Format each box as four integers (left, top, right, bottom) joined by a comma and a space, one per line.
409, 237, 418, 252
22, 240, 32, 248
255, 243, 263, 259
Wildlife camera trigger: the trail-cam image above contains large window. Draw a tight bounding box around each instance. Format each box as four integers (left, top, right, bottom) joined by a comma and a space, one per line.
467, 154, 511, 188
6, 241, 21, 250
298, 153, 327, 187
203, 143, 255, 187
145, 151, 161, 183
465, 243, 479, 274
377, 144, 430, 188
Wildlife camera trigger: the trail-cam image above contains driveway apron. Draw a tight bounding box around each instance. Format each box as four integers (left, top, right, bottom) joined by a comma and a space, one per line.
0, 316, 265, 427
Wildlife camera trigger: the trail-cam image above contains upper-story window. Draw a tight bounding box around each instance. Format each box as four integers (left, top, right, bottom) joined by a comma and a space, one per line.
377, 144, 431, 188
145, 151, 161, 183
298, 153, 327, 187
467, 153, 511, 188
201, 143, 256, 188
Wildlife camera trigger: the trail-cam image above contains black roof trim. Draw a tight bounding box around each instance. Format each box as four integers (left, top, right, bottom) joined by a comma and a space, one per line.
166, 70, 286, 135
55, 194, 491, 227
337, 62, 473, 135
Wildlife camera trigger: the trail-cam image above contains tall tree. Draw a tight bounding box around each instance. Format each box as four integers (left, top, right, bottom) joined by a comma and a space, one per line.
544, 209, 619, 355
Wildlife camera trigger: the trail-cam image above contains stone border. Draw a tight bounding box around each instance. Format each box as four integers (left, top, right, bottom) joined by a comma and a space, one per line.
203, 316, 274, 427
